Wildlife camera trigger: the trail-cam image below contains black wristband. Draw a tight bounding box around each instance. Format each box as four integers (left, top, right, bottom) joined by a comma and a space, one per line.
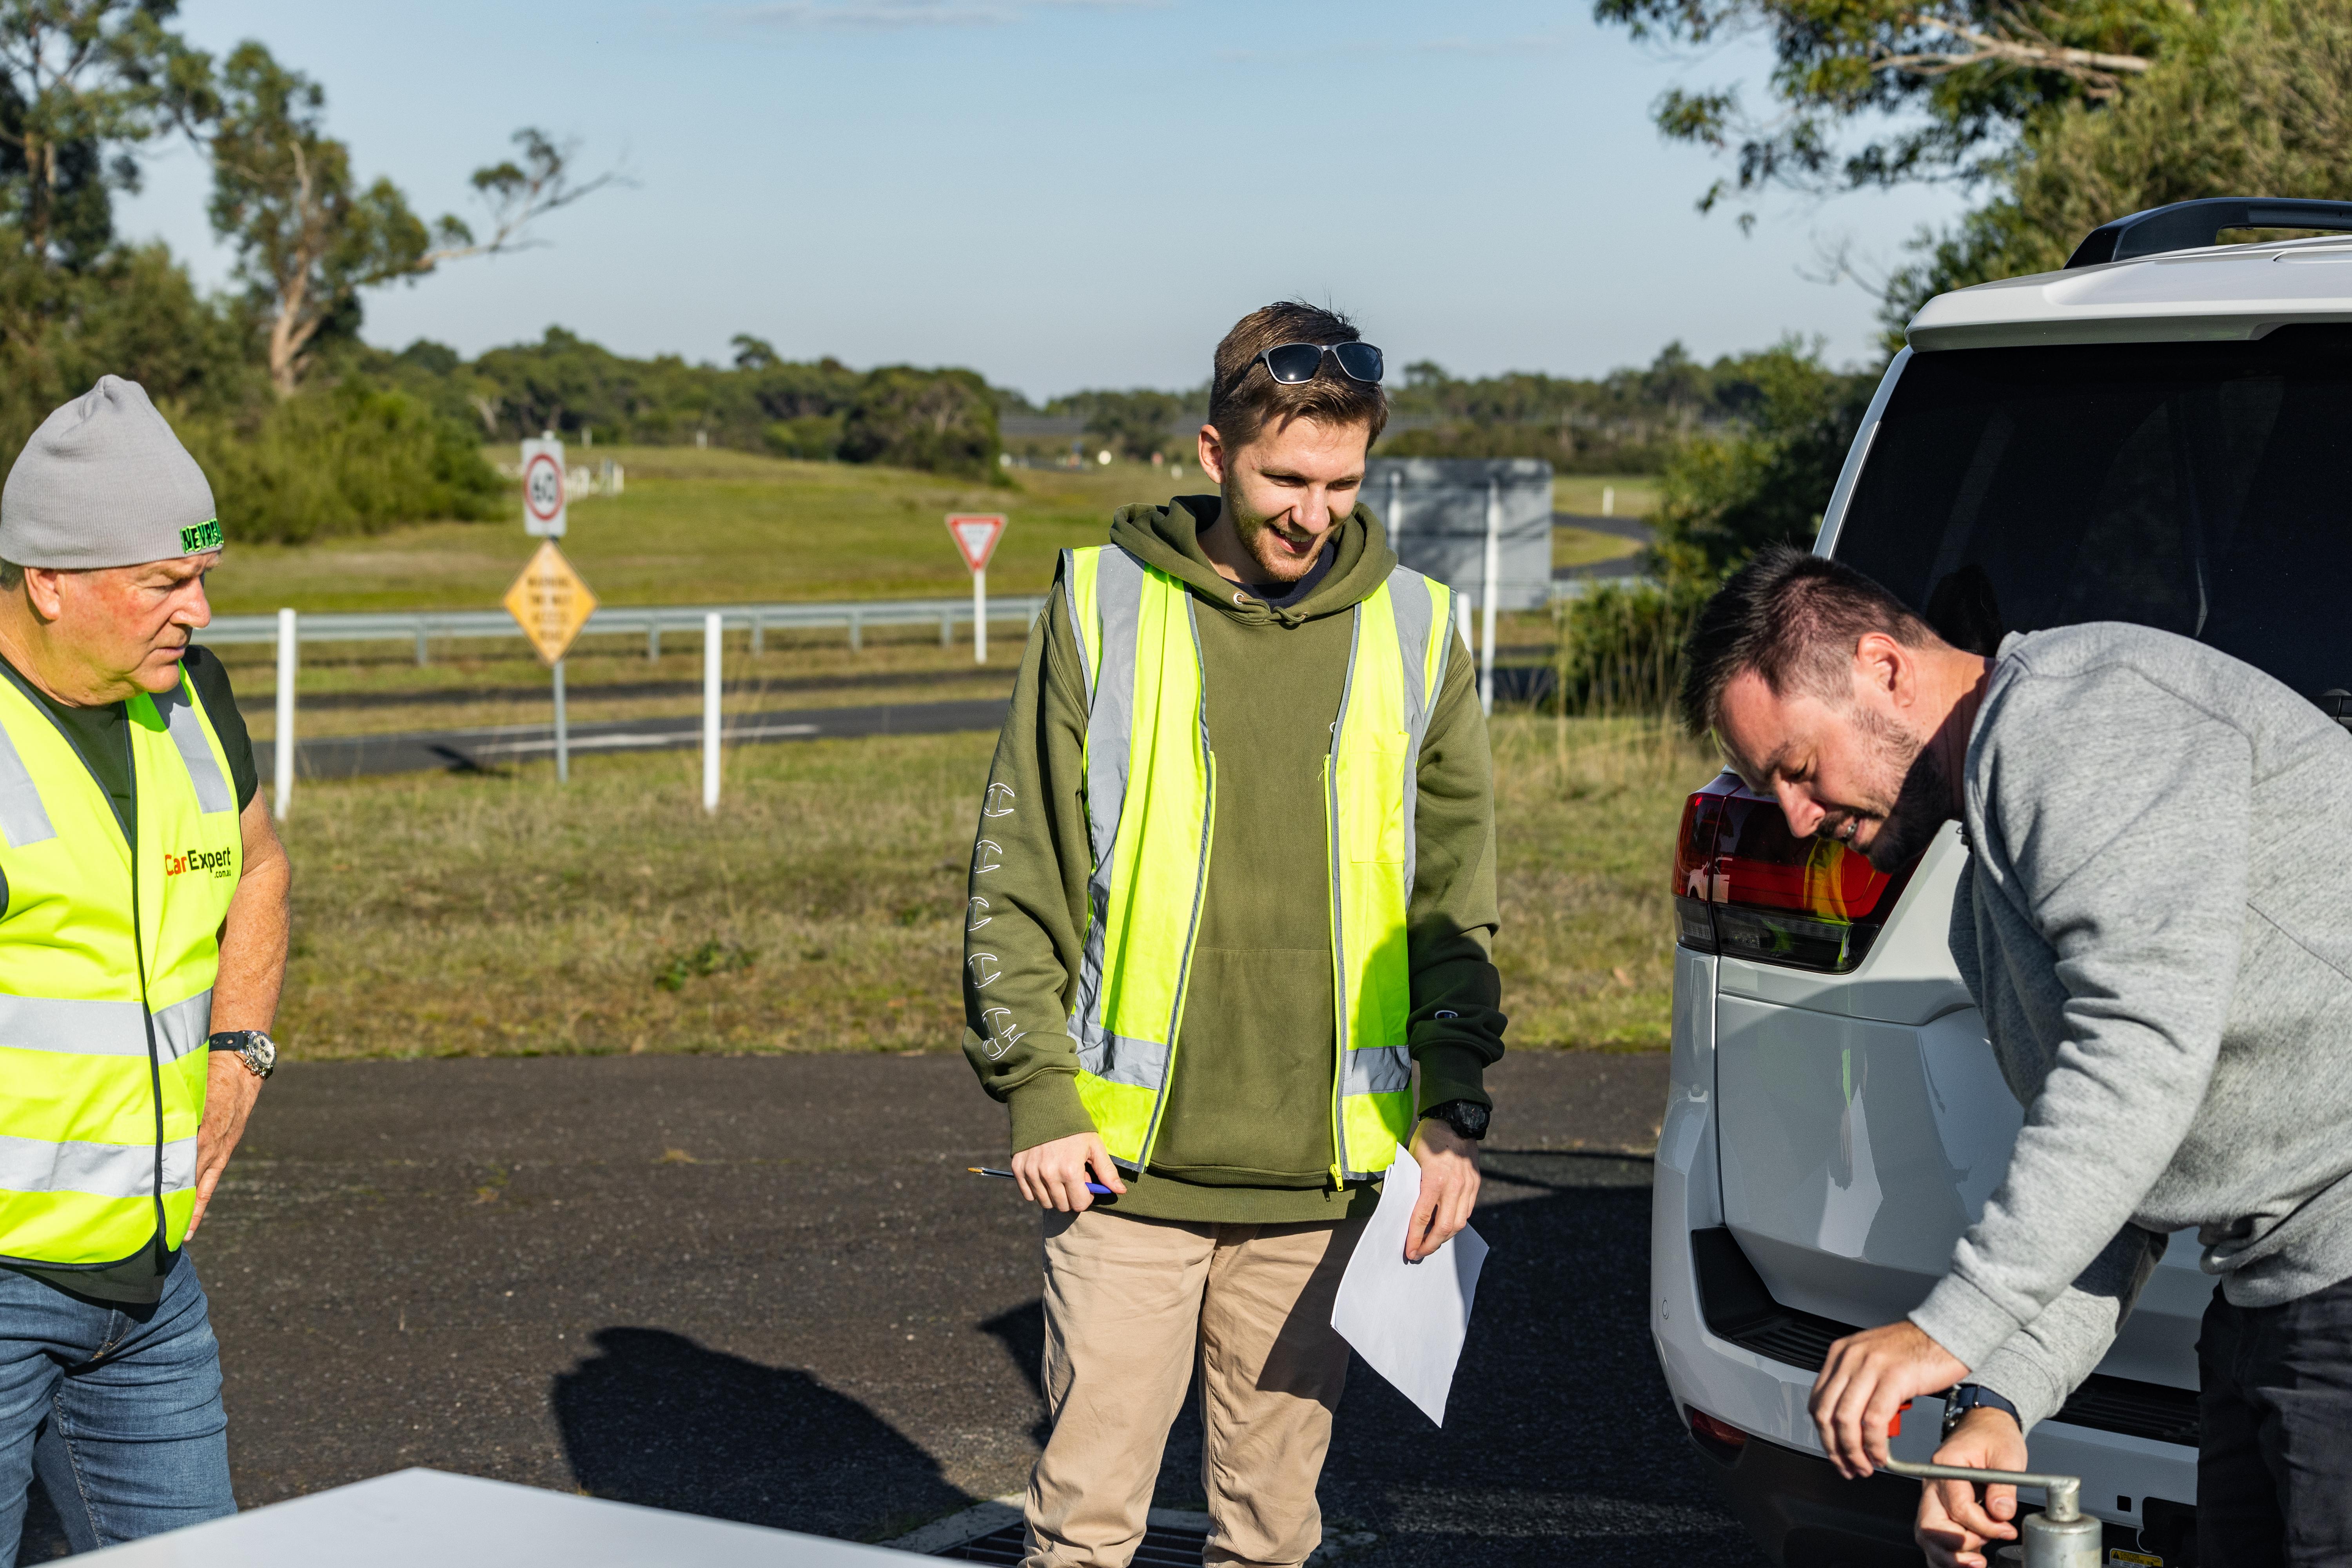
1421, 1099, 1490, 1142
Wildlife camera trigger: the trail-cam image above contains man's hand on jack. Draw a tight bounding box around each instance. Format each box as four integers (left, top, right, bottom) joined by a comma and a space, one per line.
1916, 1406, 2027, 1568
1009, 1131, 1127, 1213
1404, 1119, 1479, 1261
1809, 1319, 1971, 1478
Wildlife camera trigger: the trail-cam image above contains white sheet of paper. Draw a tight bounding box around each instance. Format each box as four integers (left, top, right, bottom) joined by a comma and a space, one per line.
1329, 1145, 1488, 1426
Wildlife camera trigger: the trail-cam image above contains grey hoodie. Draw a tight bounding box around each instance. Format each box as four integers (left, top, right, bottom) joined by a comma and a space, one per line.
1908, 623, 2352, 1428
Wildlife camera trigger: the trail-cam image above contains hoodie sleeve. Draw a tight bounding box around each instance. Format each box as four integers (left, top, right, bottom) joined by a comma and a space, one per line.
1405, 629, 1507, 1116
959, 570, 1100, 1153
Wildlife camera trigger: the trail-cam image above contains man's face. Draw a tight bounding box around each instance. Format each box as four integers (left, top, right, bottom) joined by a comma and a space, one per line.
42, 553, 218, 700
1714, 663, 1950, 873
1198, 415, 1369, 583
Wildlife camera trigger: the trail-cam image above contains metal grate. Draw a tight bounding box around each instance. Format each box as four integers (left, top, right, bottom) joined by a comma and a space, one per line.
934, 1522, 1209, 1564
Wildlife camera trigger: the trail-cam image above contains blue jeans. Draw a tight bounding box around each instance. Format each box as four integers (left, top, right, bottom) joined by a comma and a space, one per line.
0, 1252, 234, 1563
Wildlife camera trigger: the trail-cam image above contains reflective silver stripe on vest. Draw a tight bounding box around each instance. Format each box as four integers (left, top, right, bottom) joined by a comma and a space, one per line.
0, 990, 213, 1060
0, 996, 146, 1055
0, 1132, 194, 1199
152, 991, 214, 1064
1390, 570, 1441, 904
153, 683, 232, 814
1343, 1044, 1413, 1096
1076, 1027, 1170, 1088
1067, 548, 1146, 1056
0, 717, 54, 848
1060, 549, 1093, 696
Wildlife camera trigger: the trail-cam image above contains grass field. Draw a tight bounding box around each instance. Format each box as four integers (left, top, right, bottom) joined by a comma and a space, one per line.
1552, 525, 1642, 569
271, 715, 1716, 1061
207, 448, 1211, 616
202, 448, 1660, 617
1553, 474, 1657, 518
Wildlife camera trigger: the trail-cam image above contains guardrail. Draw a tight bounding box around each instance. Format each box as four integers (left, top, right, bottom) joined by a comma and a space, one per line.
196, 596, 1052, 666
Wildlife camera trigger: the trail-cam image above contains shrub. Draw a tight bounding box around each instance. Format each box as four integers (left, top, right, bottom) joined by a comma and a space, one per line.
838, 367, 1000, 477
1552, 580, 1708, 719
764, 414, 842, 461
1648, 339, 1876, 585
176, 381, 504, 543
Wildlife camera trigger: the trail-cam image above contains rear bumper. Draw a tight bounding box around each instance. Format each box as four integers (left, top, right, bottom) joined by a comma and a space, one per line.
1687, 1432, 1924, 1568
1651, 947, 2198, 1554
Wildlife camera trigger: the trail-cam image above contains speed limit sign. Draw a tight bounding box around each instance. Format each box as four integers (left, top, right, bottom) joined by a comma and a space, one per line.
521, 436, 567, 537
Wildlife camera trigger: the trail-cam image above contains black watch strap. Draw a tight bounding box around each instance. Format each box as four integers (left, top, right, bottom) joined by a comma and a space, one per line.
1939, 1383, 2021, 1441
1421, 1099, 1490, 1142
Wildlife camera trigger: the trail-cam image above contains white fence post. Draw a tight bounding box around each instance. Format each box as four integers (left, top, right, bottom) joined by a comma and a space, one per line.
273, 608, 296, 818
973, 568, 987, 665
1480, 478, 1501, 715
702, 612, 722, 814
552, 660, 569, 784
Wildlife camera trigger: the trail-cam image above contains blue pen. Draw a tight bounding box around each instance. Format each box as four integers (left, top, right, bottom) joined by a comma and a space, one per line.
969, 1165, 1117, 1197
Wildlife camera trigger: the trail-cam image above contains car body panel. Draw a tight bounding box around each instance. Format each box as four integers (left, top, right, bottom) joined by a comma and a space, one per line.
1906, 238, 2352, 351
1650, 319, 2235, 1557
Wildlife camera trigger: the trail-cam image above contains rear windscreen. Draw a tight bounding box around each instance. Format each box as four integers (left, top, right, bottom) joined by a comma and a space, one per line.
1833, 326, 2352, 703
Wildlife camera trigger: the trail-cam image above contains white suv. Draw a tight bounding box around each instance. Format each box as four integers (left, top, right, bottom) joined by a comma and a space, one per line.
1651, 196, 2352, 1567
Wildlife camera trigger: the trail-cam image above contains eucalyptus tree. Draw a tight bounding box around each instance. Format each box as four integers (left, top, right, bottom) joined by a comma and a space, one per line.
207, 40, 616, 394
1593, 0, 2184, 225
0, 0, 214, 267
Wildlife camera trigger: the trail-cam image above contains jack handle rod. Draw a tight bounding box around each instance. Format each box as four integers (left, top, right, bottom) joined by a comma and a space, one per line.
1879, 1460, 2081, 1521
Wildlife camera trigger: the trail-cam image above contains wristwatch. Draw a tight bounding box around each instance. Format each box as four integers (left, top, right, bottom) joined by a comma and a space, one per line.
1420, 1099, 1490, 1143
207, 1029, 277, 1081
1939, 1383, 2020, 1441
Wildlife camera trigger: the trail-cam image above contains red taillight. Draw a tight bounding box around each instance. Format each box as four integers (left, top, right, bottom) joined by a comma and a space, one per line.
1687, 1406, 1748, 1459
1672, 771, 1914, 973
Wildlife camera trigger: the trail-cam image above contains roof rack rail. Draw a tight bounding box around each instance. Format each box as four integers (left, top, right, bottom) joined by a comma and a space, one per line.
2066, 197, 2352, 268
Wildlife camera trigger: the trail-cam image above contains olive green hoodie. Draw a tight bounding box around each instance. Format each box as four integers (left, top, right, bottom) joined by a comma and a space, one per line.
959, 496, 1505, 1223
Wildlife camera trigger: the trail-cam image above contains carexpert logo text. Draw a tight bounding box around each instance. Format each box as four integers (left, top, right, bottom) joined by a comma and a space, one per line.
163, 847, 234, 880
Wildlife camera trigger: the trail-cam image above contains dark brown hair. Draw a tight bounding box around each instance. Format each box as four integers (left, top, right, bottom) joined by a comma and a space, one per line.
1207, 301, 1388, 453
1677, 545, 1939, 737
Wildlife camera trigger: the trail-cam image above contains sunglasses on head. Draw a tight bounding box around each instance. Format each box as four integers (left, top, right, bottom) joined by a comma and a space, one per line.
1254, 340, 1385, 387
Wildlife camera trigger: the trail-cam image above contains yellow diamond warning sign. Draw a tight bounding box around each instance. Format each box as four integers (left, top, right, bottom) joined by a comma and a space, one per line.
503, 541, 598, 666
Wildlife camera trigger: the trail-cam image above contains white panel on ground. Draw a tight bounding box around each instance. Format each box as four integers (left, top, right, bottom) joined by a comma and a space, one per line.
78, 1468, 924, 1566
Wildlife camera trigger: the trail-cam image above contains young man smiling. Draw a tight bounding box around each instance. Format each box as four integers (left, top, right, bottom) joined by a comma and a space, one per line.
961, 303, 1505, 1568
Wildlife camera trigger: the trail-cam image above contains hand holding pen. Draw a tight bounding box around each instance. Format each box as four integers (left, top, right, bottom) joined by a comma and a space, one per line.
977, 1130, 1128, 1212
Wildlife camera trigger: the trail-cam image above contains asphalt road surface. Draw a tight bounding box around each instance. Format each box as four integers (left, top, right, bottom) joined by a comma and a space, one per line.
142, 1050, 1765, 1564
1553, 514, 1657, 584
256, 697, 1012, 781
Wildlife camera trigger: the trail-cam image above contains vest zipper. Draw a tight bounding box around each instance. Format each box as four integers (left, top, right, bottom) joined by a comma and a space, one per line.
123, 718, 166, 1255
1324, 607, 1365, 1190
1135, 595, 1216, 1172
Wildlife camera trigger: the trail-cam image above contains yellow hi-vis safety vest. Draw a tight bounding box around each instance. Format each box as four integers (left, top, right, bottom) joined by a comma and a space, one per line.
0, 668, 241, 1269
1060, 544, 1452, 1186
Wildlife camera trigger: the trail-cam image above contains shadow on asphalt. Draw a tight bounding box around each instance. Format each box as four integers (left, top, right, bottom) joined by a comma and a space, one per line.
955, 1158, 1762, 1568
1308, 1158, 1765, 1566
551, 1326, 975, 1542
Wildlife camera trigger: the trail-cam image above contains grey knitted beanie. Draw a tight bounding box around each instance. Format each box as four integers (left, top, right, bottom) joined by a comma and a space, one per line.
0, 377, 220, 569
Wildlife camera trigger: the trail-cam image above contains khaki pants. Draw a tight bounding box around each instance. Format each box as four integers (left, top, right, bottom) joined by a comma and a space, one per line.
1023, 1209, 1365, 1568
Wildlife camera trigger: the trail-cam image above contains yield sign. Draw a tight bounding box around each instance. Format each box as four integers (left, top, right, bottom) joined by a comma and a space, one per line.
946, 514, 1007, 574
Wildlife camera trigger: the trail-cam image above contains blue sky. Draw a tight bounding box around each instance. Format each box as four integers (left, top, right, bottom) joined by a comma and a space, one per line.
116, 1, 1973, 401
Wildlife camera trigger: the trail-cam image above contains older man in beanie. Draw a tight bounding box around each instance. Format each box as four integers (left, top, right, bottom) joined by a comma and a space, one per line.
0, 376, 287, 1556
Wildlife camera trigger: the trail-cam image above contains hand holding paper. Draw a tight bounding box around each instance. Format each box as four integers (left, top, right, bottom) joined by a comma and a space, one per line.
1330, 1145, 1489, 1426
